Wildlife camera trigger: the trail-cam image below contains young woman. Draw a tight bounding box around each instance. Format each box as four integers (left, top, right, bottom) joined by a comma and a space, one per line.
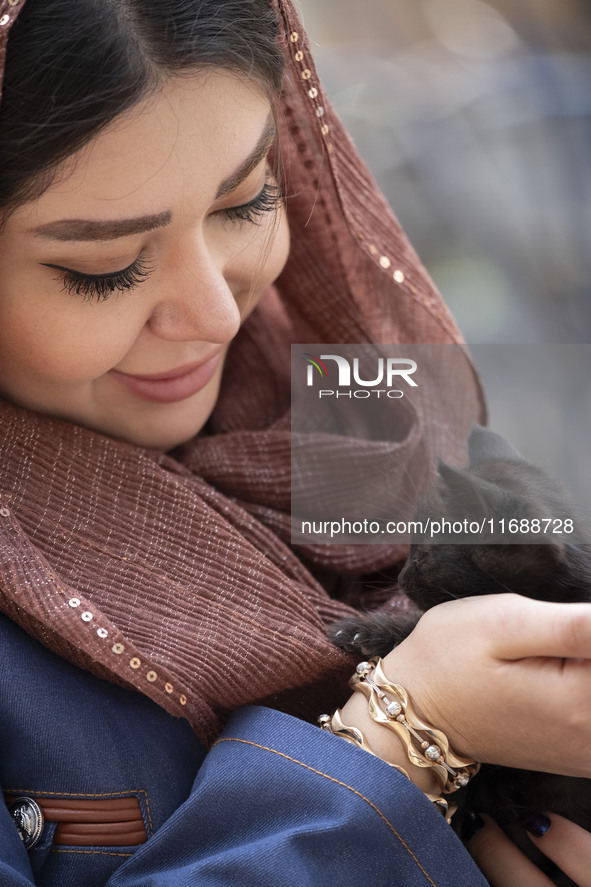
0, 1, 590, 884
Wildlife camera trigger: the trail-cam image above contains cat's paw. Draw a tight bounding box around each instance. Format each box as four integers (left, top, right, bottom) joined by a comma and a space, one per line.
329, 612, 420, 658
329, 616, 380, 656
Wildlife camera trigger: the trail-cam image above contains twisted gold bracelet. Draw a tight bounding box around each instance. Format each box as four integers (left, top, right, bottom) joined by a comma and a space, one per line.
318, 708, 411, 778
317, 708, 455, 821
349, 658, 480, 794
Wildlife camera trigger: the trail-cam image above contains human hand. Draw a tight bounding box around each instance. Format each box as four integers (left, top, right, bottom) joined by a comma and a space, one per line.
366, 593, 591, 776
467, 812, 591, 886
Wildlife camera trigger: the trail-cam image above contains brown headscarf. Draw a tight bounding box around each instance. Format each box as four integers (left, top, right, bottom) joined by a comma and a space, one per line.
0, 0, 484, 745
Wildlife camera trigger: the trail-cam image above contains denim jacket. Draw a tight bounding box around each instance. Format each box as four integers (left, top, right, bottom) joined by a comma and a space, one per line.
0, 614, 487, 886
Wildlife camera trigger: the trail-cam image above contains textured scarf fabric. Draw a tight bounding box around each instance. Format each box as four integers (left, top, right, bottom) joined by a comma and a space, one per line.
0, 0, 484, 746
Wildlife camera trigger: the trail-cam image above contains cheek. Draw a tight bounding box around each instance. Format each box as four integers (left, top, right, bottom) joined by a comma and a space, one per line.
228, 210, 290, 320
267, 211, 290, 283
250, 210, 290, 299
0, 287, 142, 387
270, 210, 290, 283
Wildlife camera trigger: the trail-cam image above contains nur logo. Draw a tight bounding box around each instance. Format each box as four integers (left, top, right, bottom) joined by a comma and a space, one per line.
302, 352, 418, 399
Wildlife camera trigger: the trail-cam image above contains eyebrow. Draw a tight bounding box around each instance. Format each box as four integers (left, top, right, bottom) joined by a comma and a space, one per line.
31, 211, 172, 243
215, 115, 276, 200
30, 115, 277, 243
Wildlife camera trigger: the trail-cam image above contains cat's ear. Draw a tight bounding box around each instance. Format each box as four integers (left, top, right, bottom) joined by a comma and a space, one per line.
437, 461, 506, 518
468, 425, 524, 468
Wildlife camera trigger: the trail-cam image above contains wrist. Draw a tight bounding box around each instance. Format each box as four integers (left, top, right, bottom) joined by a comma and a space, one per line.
339, 688, 442, 795
330, 657, 479, 811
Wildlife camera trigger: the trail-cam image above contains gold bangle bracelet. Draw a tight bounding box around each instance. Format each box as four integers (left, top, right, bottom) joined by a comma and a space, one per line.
318, 709, 411, 779
350, 658, 480, 794
318, 709, 455, 821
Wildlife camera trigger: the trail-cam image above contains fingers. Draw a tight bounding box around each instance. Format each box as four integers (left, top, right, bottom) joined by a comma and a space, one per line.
404, 593, 591, 662
478, 595, 591, 661
379, 594, 591, 774
468, 812, 591, 887
467, 814, 554, 887
527, 814, 591, 887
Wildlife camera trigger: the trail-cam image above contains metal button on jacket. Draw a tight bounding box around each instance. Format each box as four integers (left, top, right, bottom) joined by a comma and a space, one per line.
7, 797, 44, 850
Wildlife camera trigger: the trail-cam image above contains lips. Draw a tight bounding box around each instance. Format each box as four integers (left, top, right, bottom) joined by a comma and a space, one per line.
108, 350, 224, 404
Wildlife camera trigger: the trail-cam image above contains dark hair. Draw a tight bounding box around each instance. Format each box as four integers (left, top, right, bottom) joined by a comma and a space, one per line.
0, 0, 285, 211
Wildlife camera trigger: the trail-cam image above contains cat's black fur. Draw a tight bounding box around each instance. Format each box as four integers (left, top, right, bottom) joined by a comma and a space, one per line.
330, 426, 591, 887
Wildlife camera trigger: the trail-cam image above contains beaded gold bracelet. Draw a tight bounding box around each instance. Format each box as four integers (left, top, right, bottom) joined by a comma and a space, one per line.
318, 708, 411, 779
317, 708, 454, 821
350, 658, 480, 794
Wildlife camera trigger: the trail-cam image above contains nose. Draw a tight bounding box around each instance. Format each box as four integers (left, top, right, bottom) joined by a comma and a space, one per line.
398, 561, 409, 588
147, 241, 242, 344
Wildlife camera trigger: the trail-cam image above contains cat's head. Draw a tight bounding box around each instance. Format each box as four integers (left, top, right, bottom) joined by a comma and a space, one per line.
399, 427, 591, 609
398, 536, 591, 610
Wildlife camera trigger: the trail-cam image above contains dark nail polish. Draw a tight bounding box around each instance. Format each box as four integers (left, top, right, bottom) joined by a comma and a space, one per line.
523, 811, 552, 838
462, 812, 485, 841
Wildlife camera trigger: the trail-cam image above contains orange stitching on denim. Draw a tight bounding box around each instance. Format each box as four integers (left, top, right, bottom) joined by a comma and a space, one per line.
143, 792, 154, 836
5, 789, 148, 799
51, 848, 133, 858
214, 737, 438, 887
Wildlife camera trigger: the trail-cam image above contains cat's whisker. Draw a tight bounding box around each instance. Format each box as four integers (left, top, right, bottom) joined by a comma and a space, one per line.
432, 584, 461, 602
491, 577, 515, 595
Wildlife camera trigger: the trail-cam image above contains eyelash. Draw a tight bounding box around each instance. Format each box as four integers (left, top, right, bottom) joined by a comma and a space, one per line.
43, 179, 284, 303
222, 180, 283, 224
44, 255, 154, 302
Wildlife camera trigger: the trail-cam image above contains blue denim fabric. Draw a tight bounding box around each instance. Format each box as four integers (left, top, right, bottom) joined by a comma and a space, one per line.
0, 615, 206, 887
0, 616, 488, 886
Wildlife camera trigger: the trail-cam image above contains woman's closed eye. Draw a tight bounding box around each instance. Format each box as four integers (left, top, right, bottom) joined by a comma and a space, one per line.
40, 174, 284, 303
42, 255, 154, 302
220, 178, 283, 225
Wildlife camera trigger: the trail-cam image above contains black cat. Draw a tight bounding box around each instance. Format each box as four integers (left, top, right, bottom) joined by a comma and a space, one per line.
331, 426, 591, 887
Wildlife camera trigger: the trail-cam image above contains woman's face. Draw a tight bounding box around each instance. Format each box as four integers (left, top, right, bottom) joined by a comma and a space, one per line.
0, 71, 289, 449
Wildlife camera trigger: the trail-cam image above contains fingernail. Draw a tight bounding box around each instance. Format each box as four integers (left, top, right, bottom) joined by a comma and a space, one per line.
462, 811, 485, 841
523, 811, 552, 838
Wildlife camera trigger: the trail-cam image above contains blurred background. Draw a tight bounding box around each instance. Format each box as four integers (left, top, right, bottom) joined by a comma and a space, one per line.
295, 0, 591, 516
297, 0, 591, 344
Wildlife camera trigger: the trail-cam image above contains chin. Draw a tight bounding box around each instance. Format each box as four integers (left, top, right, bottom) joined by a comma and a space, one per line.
79, 403, 213, 451
115, 417, 209, 451
95, 380, 222, 450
